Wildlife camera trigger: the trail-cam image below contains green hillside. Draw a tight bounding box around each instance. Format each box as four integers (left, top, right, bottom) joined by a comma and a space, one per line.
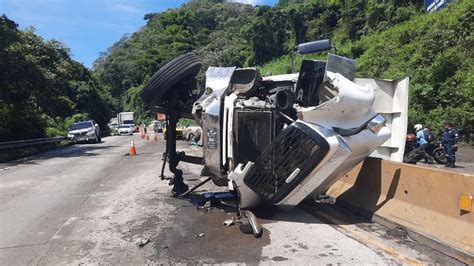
0, 16, 113, 141
1, 0, 472, 141
260, 1, 473, 136
93, 0, 472, 138
355, 1, 473, 136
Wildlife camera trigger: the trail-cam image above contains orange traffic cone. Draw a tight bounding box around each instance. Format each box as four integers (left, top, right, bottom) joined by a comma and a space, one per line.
129, 140, 136, 156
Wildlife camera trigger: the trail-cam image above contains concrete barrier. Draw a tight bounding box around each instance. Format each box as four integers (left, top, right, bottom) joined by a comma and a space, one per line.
327, 158, 474, 263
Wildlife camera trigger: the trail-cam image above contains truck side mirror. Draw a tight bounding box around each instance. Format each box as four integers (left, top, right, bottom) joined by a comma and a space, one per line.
296, 39, 332, 55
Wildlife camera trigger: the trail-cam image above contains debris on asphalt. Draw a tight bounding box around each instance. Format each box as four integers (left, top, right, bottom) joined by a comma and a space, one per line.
314, 194, 336, 204
193, 192, 237, 208
237, 210, 262, 238
223, 218, 234, 227
137, 236, 151, 248
196, 201, 210, 209
197, 233, 204, 237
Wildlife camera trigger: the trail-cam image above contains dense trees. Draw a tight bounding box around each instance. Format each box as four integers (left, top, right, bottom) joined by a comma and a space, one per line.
262, 0, 473, 137
93, 0, 472, 139
2, 0, 472, 141
94, 0, 424, 93
355, 1, 474, 137
0, 15, 113, 141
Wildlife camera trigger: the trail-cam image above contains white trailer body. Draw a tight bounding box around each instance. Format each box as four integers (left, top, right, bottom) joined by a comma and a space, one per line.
118, 112, 134, 126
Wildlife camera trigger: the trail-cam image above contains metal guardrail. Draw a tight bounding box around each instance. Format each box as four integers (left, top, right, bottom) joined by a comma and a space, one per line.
0, 137, 68, 150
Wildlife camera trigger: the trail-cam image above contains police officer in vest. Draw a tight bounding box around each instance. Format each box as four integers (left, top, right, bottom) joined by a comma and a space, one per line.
442, 122, 459, 168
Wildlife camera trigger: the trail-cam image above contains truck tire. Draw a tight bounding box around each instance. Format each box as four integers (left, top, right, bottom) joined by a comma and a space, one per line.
141, 53, 202, 108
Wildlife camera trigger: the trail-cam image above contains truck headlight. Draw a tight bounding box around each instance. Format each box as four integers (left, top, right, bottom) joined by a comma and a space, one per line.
367, 114, 386, 134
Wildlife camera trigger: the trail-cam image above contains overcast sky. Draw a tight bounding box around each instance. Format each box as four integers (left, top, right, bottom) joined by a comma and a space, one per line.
1, 0, 277, 68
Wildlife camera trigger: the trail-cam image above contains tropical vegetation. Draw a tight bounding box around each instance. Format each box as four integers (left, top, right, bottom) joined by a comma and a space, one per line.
1, 0, 472, 142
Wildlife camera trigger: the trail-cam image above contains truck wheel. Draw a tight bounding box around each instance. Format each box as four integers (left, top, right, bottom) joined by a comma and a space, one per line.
141, 53, 202, 109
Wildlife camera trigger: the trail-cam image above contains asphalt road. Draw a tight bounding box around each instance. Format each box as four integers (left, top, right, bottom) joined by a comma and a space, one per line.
420, 143, 474, 174
0, 134, 462, 264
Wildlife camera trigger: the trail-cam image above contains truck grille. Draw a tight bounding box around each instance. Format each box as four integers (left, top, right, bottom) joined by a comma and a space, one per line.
243, 122, 329, 203
233, 110, 274, 166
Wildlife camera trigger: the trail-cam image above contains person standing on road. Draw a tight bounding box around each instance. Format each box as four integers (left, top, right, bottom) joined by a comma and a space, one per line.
414, 124, 427, 147
414, 124, 430, 163
442, 122, 459, 168
423, 127, 435, 154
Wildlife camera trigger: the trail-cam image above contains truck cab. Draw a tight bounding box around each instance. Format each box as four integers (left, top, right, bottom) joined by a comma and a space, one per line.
140, 39, 408, 210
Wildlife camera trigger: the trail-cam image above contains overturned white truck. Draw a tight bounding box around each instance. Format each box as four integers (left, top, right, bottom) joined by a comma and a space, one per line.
141, 39, 408, 211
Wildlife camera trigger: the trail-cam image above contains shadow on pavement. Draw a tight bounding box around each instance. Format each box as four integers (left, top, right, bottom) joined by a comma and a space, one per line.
1, 144, 119, 167
39, 144, 119, 158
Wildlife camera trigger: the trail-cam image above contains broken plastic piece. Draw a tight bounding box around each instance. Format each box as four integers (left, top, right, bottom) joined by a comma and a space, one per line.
239, 219, 254, 234
314, 194, 336, 204
229, 163, 262, 209
137, 236, 151, 248
238, 210, 262, 238
223, 218, 235, 227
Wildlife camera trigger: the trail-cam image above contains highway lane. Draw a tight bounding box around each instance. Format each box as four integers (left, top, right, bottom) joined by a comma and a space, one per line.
0, 134, 461, 264
0, 135, 142, 264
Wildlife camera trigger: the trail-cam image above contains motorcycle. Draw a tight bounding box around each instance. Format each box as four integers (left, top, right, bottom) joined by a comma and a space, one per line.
429, 140, 447, 164
403, 134, 446, 165
403, 134, 423, 164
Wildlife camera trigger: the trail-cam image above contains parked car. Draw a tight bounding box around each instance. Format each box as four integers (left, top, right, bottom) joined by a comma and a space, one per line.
117, 125, 134, 135
67, 120, 101, 143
